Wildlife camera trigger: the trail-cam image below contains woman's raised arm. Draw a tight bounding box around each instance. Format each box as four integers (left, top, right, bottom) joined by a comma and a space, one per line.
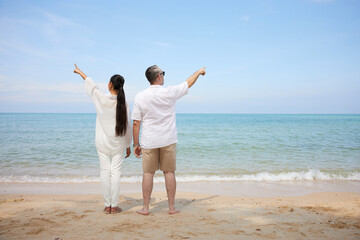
73, 64, 88, 80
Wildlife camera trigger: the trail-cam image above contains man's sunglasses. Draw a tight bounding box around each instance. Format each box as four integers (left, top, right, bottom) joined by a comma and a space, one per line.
159, 71, 165, 76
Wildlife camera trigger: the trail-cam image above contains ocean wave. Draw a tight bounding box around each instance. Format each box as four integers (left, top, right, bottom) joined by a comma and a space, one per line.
1, 169, 359, 183
0, 175, 100, 184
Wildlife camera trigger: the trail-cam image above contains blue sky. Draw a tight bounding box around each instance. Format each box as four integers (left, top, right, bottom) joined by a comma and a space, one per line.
0, 0, 359, 113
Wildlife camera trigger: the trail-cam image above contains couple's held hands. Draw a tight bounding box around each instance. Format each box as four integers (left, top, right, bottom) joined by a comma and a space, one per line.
134, 146, 142, 158
125, 147, 131, 158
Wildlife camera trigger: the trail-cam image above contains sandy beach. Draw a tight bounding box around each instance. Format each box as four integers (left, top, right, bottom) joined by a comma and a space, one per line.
1, 183, 360, 240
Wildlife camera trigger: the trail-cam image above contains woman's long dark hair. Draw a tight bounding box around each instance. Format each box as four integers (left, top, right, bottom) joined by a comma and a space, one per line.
110, 74, 127, 137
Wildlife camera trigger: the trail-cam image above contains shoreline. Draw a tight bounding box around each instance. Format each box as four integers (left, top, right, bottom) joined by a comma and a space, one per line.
1, 180, 360, 197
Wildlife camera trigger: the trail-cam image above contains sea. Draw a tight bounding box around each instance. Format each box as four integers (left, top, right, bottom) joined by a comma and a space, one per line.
0, 113, 359, 184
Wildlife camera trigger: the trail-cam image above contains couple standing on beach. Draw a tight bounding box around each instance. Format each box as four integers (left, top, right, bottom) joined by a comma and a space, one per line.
74, 64, 206, 215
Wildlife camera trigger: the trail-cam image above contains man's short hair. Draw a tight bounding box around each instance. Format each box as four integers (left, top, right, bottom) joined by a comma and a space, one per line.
145, 65, 161, 84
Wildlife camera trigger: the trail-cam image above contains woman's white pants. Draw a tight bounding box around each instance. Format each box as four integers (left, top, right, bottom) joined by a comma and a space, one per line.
97, 149, 123, 207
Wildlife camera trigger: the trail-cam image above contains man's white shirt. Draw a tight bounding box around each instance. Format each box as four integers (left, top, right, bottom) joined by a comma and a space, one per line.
132, 82, 189, 149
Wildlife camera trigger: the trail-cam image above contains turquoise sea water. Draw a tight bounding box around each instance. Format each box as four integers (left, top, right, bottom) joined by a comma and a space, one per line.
0, 113, 359, 183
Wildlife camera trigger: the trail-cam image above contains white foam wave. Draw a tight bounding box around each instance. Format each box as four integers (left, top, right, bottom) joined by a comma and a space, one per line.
158, 169, 360, 183
0, 175, 100, 183
1, 169, 359, 183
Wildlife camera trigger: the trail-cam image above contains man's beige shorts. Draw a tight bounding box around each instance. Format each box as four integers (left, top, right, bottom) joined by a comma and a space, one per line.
142, 143, 176, 173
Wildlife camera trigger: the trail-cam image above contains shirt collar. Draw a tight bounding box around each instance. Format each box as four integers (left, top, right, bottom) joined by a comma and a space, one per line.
107, 93, 117, 99
149, 85, 162, 88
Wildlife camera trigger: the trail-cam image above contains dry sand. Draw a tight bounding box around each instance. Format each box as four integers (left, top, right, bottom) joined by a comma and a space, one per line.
1, 191, 360, 240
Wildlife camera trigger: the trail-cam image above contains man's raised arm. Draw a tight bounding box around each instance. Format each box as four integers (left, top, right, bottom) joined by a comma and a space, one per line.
186, 67, 206, 88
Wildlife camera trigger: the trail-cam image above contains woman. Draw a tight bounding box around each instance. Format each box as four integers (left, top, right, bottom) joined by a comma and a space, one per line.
74, 64, 132, 214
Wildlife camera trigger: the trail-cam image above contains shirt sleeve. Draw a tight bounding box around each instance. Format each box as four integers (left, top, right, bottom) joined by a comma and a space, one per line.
167, 81, 189, 101
131, 96, 143, 121
84, 77, 100, 103
125, 102, 132, 148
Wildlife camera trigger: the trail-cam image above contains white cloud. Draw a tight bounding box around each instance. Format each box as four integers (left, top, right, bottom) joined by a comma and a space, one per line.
0, 9, 93, 59
0, 82, 83, 94
241, 16, 250, 21
0, 78, 123, 104
39, 9, 89, 44
0, 82, 87, 104
41, 11, 76, 27
0, 17, 37, 31
0, 40, 61, 60
141, 40, 171, 48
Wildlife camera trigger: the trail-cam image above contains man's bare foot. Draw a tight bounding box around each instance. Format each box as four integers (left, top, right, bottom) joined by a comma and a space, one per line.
136, 208, 149, 215
169, 208, 180, 215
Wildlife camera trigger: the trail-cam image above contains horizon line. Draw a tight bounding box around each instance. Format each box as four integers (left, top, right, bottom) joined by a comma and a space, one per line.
0, 112, 359, 115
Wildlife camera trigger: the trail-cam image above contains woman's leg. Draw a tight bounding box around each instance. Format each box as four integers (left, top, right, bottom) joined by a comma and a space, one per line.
97, 150, 111, 207
110, 152, 124, 208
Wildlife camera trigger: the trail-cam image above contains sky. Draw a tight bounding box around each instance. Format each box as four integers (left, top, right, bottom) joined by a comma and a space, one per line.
0, 0, 359, 113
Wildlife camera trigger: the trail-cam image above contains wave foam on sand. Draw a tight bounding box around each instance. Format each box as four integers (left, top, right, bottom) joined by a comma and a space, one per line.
1, 169, 359, 183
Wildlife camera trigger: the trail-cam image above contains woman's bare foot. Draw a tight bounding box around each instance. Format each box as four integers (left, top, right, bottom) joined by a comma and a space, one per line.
111, 206, 122, 214
136, 208, 149, 215
104, 206, 111, 214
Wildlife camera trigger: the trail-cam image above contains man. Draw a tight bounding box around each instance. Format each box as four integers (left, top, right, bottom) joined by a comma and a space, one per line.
132, 65, 206, 215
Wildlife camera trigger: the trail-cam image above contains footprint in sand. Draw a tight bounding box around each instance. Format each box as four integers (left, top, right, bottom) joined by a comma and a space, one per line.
55, 211, 87, 219
186, 232, 197, 236
83, 210, 95, 213
27, 218, 56, 227
168, 234, 190, 239
56, 211, 76, 217
72, 214, 87, 219
27, 227, 44, 235
330, 221, 347, 229
25, 218, 58, 235
107, 222, 142, 233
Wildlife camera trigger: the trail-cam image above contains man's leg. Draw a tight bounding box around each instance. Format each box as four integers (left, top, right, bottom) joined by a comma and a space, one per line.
164, 171, 179, 214
138, 147, 159, 215
160, 144, 179, 214
137, 172, 155, 215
